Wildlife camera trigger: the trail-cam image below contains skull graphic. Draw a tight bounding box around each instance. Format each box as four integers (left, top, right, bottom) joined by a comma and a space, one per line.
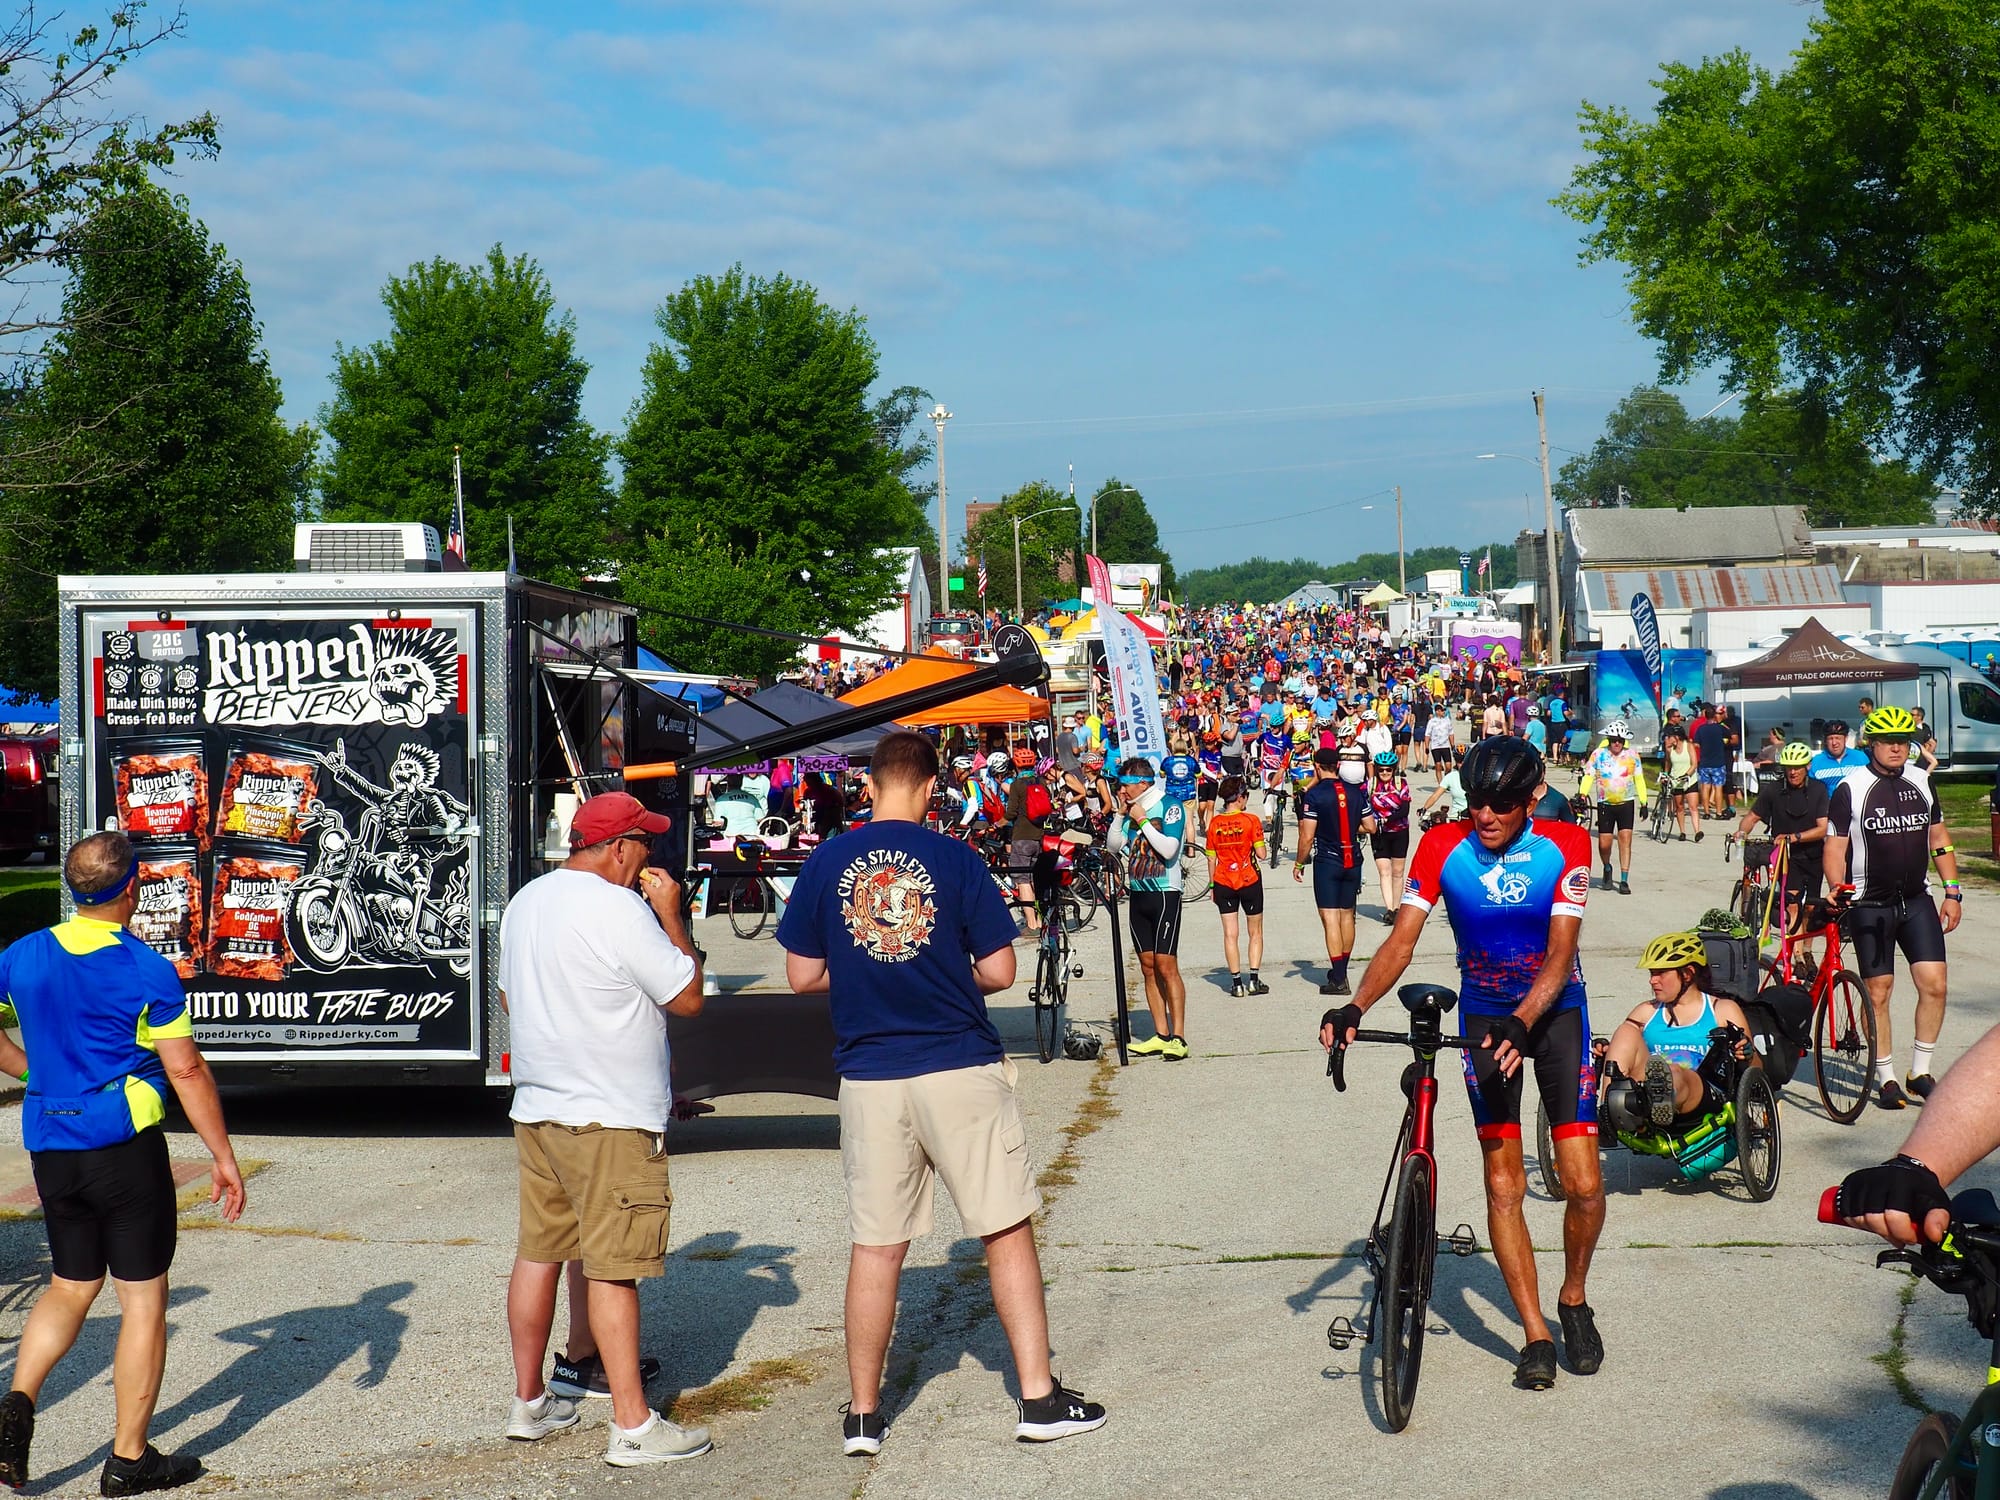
369, 656, 440, 727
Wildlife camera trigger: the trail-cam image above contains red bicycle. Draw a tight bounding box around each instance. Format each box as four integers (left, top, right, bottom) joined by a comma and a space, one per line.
1324, 983, 1479, 1432
1759, 892, 1876, 1123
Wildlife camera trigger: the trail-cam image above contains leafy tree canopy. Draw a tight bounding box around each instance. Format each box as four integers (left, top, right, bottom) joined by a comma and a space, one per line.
960, 480, 1081, 613
1089, 478, 1173, 588
0, 184, 311, 697
1178, 544, 1516, 608
616, 266, 931, 678
1554, 386, 1936, 525
1558, 0, 2000, 507
320, 245, 611, 582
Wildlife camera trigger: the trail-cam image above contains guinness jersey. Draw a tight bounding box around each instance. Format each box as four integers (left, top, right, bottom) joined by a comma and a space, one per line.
1828, 764, 1941, 901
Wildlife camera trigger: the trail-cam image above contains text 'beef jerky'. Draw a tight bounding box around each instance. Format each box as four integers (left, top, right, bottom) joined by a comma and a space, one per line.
132, 847, 203, 979
112, 739, 209, 847
207, 846, 306, 982
214, 737, 319, 843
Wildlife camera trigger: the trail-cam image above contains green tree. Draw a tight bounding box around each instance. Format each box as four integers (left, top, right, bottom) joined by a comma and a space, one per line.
1557, 0, 2000, 505
960, 480, 1080, 615
320, 246, 611, 581
1089, 478, 1173, 588
1177, 545, 1517, 608
617, 266, 929, 677
0, 184, 311, 698
1554, 385, 1934, 524
872, 384, 940, 531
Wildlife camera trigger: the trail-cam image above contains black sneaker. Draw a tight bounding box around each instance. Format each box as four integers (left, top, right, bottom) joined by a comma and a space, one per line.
1876, 1079, 1910, 1111
1513, 1339, 1557, 1392
1906, 1073, 1938, 1101
1015, 1382, 1106, 1442
0, 1390, 33, 1489
1600, 867, 1613, 891
549, 1351, 663, 1399
840, 1405, 887, 1457
1618, 878, 1631, 895
99, 1446, 200, 1496
1318, 977, 1339, 995
1558, 1302, 1603, 1375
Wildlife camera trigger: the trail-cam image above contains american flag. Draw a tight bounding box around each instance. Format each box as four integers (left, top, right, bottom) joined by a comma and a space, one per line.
977, 553, 988, 597
447, 447, 467, 561
1476, 549, 1490, 578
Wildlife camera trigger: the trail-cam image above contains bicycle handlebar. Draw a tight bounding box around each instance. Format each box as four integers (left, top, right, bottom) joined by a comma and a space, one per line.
1327, 1027, 1476, 1092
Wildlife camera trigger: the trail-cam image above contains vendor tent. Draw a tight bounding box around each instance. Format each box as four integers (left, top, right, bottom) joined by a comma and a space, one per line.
840, 647, 1048, 727
1359, 582, 1403, 606
694, 682, 887, 760
1718, 618, 1918, 688
638, 645, 725, 713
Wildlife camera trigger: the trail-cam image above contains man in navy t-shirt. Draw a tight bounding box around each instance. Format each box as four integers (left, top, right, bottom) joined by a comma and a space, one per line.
777, 731, 1105, 1455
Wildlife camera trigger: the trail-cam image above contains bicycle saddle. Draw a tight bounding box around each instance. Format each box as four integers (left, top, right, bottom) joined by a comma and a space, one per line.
1398, 982, 1457, 1014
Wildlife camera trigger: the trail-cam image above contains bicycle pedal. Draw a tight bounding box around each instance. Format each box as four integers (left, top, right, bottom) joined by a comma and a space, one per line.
1070, 964, 1085, 978
1442, 1223, 1478, 1258
1326, 1316, 1357, 1351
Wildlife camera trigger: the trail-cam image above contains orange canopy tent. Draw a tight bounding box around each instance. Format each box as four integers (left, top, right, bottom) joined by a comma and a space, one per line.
839, 647, 1049, 727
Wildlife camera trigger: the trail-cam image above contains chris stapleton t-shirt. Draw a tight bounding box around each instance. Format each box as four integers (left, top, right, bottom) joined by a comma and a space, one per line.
777, 819, 1018, 1081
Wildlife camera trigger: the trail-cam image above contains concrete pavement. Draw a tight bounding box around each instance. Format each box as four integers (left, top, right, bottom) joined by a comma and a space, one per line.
0, 808, 1991, 1497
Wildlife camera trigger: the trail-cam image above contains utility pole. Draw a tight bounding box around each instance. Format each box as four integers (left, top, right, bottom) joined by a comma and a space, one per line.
1395, 485, 1405, 594
931, 403, 952, 614
1533, 389, 1561, 665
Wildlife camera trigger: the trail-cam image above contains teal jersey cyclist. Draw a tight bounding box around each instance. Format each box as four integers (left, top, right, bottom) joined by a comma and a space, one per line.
1109, 759, 1190, 1060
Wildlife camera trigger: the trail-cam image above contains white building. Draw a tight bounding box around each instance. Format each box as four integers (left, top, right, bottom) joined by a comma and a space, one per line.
820, 548, 931, 662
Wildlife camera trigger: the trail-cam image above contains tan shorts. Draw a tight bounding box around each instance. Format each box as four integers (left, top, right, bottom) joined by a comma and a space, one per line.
838, 1057, 1041, 1245
515, 1121, 674, 1281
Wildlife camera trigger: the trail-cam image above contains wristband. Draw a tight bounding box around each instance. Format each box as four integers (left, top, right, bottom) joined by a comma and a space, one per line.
1936, 843, 1956, 855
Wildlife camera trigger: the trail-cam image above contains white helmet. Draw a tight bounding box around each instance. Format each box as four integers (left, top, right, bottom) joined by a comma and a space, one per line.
951, 755, 976, 772
1604, 719, 1631, 740
985, 751, 1009, 771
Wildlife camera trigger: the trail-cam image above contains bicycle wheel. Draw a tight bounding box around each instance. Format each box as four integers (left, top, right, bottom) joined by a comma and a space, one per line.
1888, 1412, 1974, 1500
1267, 798, 1285, 868
1534, 1101, 1567, 1203
1733, 1065, 1780, 1202
1181, 848, 1211, 904
1032, 928, 1066, 1064
1812, 969, 1877, 1125
1375, 1153, 1435, 1432
1649, 799, 1670, 844
1061, 872, 1100, 933
728, 878, 768, 939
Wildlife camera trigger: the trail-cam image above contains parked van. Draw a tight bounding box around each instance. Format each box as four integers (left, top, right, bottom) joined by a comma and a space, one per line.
1716, 641, 2000, 771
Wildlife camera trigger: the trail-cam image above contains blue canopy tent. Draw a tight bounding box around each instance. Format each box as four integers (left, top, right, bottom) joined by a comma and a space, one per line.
636, 646, 725, 713
0, 687, 57, 726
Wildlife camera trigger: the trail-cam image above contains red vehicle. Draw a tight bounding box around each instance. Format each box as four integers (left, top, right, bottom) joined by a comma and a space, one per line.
0, 731, 57, 864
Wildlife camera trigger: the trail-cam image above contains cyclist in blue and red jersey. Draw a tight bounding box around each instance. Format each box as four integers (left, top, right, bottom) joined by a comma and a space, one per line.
1318, 736, 1606, 1395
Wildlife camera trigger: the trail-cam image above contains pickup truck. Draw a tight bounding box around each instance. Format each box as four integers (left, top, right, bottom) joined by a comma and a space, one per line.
0, 731, 57, 863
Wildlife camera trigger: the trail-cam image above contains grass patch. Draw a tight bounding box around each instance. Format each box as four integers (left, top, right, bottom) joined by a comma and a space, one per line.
180, 1222, 361, 1241
1624, 1241, 1672, 1250
1690, 1239, 1787, 1249
1934, 783, 1998, 891
1871, 1274, 1929, 1415
1216, 1249, 1346, 1264
1097, 1264, 1137, 1273
665, 1356, 817, 1423
174, 1158, 270, 1215
0, 869, 58, 948
1033, 1050, 1119, 1200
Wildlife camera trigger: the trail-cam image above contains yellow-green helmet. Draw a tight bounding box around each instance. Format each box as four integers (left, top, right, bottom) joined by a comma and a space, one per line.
1862, 705, 1917, 740
1777, 741, 1813, 767
1638, 931, 1708, 971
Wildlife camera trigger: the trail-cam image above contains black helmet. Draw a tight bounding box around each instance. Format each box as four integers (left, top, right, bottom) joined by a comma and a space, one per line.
1462, 735, 1543, 801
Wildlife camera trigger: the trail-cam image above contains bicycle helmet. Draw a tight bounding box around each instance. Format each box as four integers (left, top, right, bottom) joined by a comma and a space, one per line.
1082, 750, 1105, 768
1823, 719, 1850, 737
950, 754, 976, 772
1777, 741, 1813, 767
985, 751, 1009, 771
1372, 750, 1399, 768
1638, 931, 1708, 971
1862, 705, 1917, 740
1461, 735, 1542, 800
1036, 756, 1056, 775
1012, 746, 1037, 768
1603, 719, 1631, 741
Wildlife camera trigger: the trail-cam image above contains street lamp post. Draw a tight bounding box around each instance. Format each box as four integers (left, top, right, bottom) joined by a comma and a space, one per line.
1089, 483, 1141, 565
1011, 504, 1079, 619
931, 403, 952, 615
1478, 442, 1563, 666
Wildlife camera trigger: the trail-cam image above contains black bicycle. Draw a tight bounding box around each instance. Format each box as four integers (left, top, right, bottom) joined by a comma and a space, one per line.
1820, 1186, 2000, 1498
1324, 983, 1480, 1432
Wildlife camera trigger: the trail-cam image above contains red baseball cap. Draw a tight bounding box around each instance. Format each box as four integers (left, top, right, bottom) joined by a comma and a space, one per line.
568, 792, 671, 849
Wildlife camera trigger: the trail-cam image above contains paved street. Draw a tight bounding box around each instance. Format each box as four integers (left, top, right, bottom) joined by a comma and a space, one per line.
0, 814, 1990, 1497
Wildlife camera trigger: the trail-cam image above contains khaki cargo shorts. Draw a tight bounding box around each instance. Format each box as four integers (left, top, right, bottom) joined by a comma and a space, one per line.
838, 1057, 1041, 1246
514, 1121, 673, 1280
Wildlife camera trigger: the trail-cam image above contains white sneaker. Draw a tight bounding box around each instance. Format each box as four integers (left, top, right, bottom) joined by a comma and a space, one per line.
604, 1412, 712, 1466
506, 1390, 580, 1441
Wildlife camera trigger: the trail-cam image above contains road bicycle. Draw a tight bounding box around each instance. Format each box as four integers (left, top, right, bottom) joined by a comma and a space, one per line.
1026, 881, 1084, 1064
1262, 776, 1288, 867
1723, 833, 1778, 933
1323, 982, 1480, 1432
1819, 1185, 2000, 1498
1180, 841, 1212, 904
1649, 774, 1693, 843
1760, 893, 1876, 1124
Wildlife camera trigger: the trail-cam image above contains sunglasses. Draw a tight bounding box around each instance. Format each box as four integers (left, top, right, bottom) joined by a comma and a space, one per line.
1466, 792, 1532, 814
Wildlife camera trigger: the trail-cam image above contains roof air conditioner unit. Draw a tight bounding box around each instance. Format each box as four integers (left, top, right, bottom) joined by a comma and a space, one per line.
293, 523, 443, 573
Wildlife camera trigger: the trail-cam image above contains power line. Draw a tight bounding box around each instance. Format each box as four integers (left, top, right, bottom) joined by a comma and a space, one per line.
1161, 488, 1394, 536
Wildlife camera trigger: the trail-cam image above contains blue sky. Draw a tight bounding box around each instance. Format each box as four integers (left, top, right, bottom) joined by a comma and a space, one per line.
122, 1, 1823, 572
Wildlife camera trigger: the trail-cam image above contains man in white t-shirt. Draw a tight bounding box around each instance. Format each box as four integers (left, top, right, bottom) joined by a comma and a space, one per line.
500, 792, 709, 1467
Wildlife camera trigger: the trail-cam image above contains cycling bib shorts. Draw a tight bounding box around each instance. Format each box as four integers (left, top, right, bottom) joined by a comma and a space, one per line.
1461, 1007, 1598, 1143
1848, 895, 1947, 980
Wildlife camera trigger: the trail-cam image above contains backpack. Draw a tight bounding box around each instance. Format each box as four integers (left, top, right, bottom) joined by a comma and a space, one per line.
977, 780, 1006, 825
1024, 782, 1054, 822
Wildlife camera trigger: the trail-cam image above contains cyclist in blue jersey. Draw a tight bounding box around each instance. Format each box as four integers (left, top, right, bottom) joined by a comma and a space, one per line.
1319, 736, 1606, 1392
1159, 736, 1200, 825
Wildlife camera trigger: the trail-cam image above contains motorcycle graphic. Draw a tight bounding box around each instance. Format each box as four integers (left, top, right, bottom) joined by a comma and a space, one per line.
285, 739, 474, 979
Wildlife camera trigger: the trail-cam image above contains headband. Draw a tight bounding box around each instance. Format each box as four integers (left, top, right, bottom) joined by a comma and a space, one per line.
68, 853, 140, 908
